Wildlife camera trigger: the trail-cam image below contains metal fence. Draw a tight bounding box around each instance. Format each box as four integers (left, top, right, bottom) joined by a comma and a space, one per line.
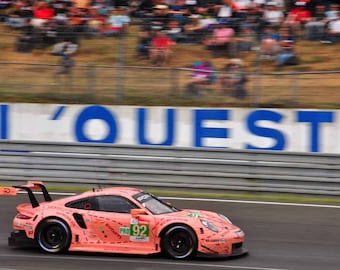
0, 62, 339, 108
0, 141, 339, 196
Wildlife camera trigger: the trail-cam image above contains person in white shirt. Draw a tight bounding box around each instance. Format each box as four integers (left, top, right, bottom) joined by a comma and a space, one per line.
262, 2, 285, 28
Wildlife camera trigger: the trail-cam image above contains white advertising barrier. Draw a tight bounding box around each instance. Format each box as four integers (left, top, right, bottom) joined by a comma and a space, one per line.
0, 103, 339, 153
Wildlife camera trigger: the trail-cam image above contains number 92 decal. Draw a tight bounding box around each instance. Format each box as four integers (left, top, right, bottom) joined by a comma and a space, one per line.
129, 224, 150, 242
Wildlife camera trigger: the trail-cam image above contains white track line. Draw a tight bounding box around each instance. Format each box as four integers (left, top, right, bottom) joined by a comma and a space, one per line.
0, 254, 292, 270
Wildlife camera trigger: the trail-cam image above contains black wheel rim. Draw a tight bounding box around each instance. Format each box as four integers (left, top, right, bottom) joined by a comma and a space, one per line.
42, 224, 66, 248
168, 230, 193, 257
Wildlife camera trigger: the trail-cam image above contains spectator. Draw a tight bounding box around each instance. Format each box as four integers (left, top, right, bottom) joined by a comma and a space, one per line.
51, 39, 78, 55
58, 19, 80, 45
217, 0, 239, 22
40, 17, 59, 48
54, 43, 76, 88
149, 4, 171, 29
90, 0, 111, 16
15, 18, 35, 53
260, 25, 281, 59
73, 0, 90, 9
136, 24, 152, 58
325, 3, 340, 21
0, 0, 12, 26
31, 1, 55, 28
104, 7, 131, 36
284, 1, 312, 35
261, 1, 284, 29
323, 11, 340, 43
182, 14, 206, 43
236, 23, 257, 52
85, 7, 107, 37
220, 58, 247, 99
275, 27, 300, 67
4, 0, 32, 29
57, 53, 74, 75
149, 30, 176, 65
232, 0, 253, 11
186, 60, 216, 96
163, 19, 184, 42
203, 22, 235, 57
51, 0, 70, 21
168, 0, 190, 25
304, 4, 327, 40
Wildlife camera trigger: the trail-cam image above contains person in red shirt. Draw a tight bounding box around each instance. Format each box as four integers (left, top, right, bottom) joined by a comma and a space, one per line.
149, 31, 176, 65
284, 1, 312, 34
31, 1, 55, 28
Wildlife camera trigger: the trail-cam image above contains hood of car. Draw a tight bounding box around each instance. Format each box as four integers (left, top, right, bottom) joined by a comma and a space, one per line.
169, 209, 239, 230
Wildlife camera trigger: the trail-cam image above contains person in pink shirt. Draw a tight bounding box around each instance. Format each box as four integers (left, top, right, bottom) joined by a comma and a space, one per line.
204, 23, 235, 46
204, 23, 235, 57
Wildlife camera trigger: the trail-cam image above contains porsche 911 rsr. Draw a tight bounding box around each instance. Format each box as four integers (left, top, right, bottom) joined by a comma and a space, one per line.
1, 182, 247, 259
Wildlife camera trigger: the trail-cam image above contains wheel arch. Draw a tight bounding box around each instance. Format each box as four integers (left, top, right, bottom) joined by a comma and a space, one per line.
158, 222, 197, 239
34, 216, 72, 237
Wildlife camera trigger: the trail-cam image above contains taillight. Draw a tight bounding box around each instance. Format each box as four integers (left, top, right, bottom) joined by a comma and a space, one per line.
16, 213, 32, 219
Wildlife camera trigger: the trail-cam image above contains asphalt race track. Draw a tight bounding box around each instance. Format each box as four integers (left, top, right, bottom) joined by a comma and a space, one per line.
1, 194, 340, 270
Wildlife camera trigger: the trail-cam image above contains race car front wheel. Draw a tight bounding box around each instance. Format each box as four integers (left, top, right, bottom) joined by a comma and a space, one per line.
161, 225, 197, 259
36, 218, 71, 253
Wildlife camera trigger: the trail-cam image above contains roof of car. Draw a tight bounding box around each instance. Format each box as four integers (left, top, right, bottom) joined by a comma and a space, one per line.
81, 186, 143, 197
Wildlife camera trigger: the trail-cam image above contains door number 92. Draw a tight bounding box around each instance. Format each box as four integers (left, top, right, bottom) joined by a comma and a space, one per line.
130, 224, 149, 236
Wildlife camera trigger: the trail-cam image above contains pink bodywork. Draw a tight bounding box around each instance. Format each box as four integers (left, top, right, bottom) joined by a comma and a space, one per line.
12, 187, 245, 256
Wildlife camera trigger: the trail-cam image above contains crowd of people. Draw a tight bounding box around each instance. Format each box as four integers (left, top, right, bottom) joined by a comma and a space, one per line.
0, 0, 339, 96
1, 1, 339, 52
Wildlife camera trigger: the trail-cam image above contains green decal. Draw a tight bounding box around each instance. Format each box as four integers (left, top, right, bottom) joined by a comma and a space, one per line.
129, 224, 150, 242
188, 212, 200, 218
130, 224, 150, 237
119, 227, 130, 236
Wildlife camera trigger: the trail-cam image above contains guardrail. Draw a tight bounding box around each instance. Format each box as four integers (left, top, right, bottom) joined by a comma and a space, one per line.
0, 141, 339, 196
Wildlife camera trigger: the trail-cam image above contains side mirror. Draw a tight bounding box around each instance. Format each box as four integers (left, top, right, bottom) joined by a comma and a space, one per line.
130, 208, 147, 217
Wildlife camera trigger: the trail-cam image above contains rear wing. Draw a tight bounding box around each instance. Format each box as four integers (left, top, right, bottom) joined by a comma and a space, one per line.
0, 181, 52, 208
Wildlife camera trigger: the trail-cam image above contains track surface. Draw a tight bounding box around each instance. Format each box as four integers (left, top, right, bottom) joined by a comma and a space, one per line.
1, 194, 340, 270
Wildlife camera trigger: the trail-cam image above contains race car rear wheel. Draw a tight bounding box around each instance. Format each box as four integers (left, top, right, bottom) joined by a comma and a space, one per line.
36, 218, 71, 253
161, 225, 197, 259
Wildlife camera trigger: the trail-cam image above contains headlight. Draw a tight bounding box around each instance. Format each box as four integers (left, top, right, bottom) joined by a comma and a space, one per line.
236, 230, 244, 237
200, 219, 219, 232
218, 214, 232, 224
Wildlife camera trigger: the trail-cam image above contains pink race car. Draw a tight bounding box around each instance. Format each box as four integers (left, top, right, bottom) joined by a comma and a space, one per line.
1, 182, 247, 259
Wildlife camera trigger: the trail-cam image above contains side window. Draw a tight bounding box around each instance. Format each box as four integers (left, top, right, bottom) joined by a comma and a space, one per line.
65, 197, 97, 210
97, 196, 138, 213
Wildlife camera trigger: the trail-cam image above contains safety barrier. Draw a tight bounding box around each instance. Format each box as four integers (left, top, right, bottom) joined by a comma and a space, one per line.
0, 141, 339, 196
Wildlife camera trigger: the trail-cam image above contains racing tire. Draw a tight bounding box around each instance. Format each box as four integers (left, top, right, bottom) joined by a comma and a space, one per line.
35, 218, 71, 254
161, 225, 198, 259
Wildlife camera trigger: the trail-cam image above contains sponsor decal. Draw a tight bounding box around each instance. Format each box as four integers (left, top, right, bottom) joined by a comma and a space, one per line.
130, 218, 138, 225
119, 227, 130, 236
187, 212, 201, 218
205, 238, 226, 244
135, 193, 151, 202
129, 224, 150, 242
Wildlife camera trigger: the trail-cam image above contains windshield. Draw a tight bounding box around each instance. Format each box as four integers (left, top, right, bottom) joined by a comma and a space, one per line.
133, 192, 179, 215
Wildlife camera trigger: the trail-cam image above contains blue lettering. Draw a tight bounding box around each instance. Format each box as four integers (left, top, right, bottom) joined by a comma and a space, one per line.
246, 110, 285, 150
74, 105, 117, 143
194, 109, 229, 147
138, 108, 175, 145
0, 104, 9, 140
297, 111, 334, 153
51, 105, 66, 120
